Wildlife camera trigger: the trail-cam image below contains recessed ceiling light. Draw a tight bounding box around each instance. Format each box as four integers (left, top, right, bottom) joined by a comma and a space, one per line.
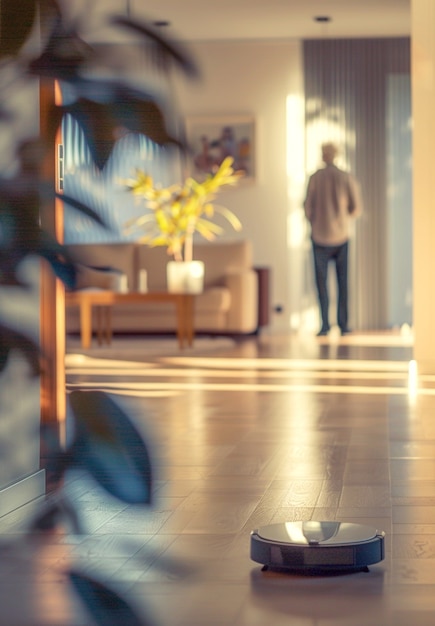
314, 16, 332, 23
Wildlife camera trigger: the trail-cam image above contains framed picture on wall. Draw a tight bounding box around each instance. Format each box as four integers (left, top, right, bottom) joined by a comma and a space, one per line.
185, 114, 255, 183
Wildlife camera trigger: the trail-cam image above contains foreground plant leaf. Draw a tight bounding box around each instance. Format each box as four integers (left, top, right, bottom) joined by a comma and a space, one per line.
0, 227, 77, 289
111, 14, 199, 79
28, 8, 94, 81
68, 391, 153, 504
0, 0, 37, 58
0, 165, 79, 287
69, 571, 150, 626
29, 495, 82, 533
0, 324, 40, 375
57, 193, 108, 228
60, 95, 182, 170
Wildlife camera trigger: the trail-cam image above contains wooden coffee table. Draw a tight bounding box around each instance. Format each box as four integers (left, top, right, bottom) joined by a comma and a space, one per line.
65, 289, 195, 350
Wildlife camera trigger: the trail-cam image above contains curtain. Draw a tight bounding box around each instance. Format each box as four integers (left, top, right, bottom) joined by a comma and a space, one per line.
303, 38, 411, 330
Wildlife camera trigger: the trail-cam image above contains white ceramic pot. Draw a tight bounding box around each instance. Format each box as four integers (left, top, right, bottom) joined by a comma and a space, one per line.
166, 260, 204, 294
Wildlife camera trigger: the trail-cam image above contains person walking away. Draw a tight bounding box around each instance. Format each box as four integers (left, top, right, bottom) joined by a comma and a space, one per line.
304, 142, 362, 336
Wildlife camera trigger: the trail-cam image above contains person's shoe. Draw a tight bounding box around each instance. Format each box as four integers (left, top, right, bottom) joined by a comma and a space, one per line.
316, 328, 329, 336
340, 327, 352, 336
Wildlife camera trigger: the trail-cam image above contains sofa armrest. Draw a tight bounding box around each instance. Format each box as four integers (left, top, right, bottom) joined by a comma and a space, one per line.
223, 269, 259, 333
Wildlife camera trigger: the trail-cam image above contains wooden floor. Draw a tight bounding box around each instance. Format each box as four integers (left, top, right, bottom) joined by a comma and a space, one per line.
3, 329, 435, 625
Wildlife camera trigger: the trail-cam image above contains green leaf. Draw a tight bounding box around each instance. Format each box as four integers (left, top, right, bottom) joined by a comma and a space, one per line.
0, 0, 37, 58
29, 496, 83, 533
110, 15, 200, 79
62, 95, 183, 170
0, 324, 40, 376
28, 8, 95, 81
58, 194, 109, 229
69, 571, 149, 626
69, 391, 153, 505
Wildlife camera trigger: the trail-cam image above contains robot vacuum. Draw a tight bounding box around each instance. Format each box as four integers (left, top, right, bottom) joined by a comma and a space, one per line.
250, 521, 385, 573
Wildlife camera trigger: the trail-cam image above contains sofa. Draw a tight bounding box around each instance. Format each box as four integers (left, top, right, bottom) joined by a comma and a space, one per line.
65, 239, 261, 336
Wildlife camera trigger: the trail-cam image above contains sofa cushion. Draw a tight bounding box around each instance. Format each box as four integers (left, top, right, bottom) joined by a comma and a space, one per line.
74, 264, 119, 290
135, 239, 253, 290
66, 243, 136, 292
65, 239, 259, 335
134, 246, 172, 291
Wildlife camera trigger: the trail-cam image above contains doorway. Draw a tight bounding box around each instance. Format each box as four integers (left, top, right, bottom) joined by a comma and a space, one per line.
303, 37, 412, 331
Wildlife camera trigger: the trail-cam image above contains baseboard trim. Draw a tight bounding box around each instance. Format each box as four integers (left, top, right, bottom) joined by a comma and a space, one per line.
0, 470, 46, 519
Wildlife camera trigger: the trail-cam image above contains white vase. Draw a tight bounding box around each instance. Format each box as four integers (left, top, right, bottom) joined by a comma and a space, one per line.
167, 260, 204, 294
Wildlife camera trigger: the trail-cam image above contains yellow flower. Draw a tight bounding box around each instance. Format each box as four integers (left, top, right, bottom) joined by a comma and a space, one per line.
123, 157, 243, 262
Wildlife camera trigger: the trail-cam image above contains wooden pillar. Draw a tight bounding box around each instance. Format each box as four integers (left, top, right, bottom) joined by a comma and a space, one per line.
411, 0, 435, 373
39, 80, 66, 432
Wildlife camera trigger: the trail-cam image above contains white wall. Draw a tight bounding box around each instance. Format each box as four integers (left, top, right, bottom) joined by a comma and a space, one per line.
175, 41, 307, 331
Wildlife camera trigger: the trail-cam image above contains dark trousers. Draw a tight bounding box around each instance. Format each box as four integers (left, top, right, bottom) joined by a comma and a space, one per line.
312, 241, 349, 332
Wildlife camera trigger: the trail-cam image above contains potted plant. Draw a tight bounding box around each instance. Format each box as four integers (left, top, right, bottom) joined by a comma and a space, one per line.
124, 156, 243, 293
0, 0, 200, 621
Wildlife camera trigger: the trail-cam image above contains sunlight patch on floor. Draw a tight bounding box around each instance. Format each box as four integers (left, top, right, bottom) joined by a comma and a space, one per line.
65, 366, 412, 381
65, 353, 155, 369
65, 332, 422, 399
66, 379, 435, 397
161, 356, 410, 372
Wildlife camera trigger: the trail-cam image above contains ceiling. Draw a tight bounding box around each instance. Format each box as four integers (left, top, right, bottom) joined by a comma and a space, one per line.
69, 0, 410, 43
